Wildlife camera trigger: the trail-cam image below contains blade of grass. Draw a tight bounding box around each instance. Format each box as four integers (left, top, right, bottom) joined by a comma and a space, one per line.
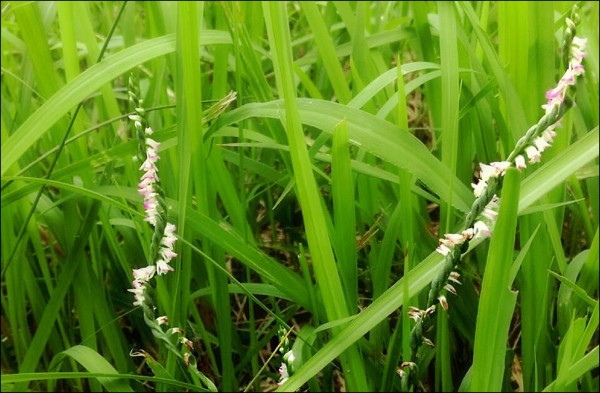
49, 345, 133, 392
210, 99, 475, 213
1, 31, 232, 177
470, 168, 521, 391
1, 371, 210, 392
301, 2, 352, 104
262, 2, 368, 390
437, 3, 460, 389
519, 126, 599, 213
331, 119, 358, 310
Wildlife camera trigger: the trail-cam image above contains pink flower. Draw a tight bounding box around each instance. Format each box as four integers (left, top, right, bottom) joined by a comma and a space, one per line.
159, 247, 177, 261
560, 68, 576, 86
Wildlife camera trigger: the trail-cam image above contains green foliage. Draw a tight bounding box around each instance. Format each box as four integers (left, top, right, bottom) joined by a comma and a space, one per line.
1, 1, 598, 392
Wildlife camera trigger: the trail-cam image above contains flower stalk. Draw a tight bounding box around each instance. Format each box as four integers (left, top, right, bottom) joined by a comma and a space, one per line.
400, 5, 587, 389
125, 75, 236, 391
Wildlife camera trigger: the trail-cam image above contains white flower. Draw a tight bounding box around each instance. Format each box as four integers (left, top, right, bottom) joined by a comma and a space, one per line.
156, 259, 174, 275
482, 208, 498, 221
444, 232, 466, 246
448, 271, 461, 285
162, 223, 177, 248
461, 228, 474, 239
533, 136, 551, 153
479, 163, 498, 182
283, 350, 295, 364
490, 161, 511, 175
145, 138, 160, 151
277, 363, 289, 386
128, 114, 143, 123
525, 145, 541, 163
570, 36, 587, 63
133, 265, 156, 283
473, 221, 492, 239
128, 282, 147, 306
542, 129, 557, 143
472, 179, 487, 198
438, 295, 448, 311
436, 243, 452, 256
515, 155, 527, 170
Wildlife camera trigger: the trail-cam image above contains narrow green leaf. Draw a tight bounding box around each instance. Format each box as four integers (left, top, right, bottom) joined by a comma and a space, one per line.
210, 99, 474, 213
263, 3, 367, 390
471, 168, 521, 392
1, 31, 231, 177
50, 346, 133, 392
332, 119, 358, 310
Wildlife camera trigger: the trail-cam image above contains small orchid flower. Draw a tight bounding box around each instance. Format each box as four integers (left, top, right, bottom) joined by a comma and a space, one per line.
515, 155, 527, 170
472, 179, 487, 198
525, 145, 541, 163
473, 221, 492, 239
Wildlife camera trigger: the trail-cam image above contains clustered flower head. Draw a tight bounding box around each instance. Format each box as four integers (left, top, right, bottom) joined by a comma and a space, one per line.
516, 35, 587, 170
156, 222, 177, 275
435, 192, 499, 259
401, 21, 587, 392
277, 363, 289, 386
277, 349, 296, 386
128, 265, 156, 307
137, 126, 161, 226
127, 94, 178, 307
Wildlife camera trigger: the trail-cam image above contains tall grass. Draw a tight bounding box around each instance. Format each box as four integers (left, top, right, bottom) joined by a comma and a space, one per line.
1, 1, 598, 392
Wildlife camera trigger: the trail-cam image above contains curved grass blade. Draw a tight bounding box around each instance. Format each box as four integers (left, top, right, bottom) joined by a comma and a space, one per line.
209, 99, 474, 213
1, 31, 231, 177
49, 345, 133, 392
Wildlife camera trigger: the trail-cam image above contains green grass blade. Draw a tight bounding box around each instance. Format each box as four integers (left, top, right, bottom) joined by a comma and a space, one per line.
262, 2, 367, 390
331, 119, 358, 310
210, 99, 474, 213
0, 372, 210, 392
437, 4, 460, 389
519, 127, 599, 213
1, 31, 232, 177
49, 345, 133, 392
301, 2, 352, 104
470, 168, 521, 391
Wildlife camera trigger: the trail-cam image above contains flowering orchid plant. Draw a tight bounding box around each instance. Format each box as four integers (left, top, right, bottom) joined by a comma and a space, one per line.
127, 78, 178, 313
126, 76, 220, 391
400, 10, 588, 390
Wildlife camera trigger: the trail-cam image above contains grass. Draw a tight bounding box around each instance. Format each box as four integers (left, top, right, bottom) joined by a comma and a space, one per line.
1, 1, 598, 392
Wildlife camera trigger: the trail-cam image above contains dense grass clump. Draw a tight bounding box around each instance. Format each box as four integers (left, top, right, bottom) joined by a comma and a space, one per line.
1, 1, 598, 392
